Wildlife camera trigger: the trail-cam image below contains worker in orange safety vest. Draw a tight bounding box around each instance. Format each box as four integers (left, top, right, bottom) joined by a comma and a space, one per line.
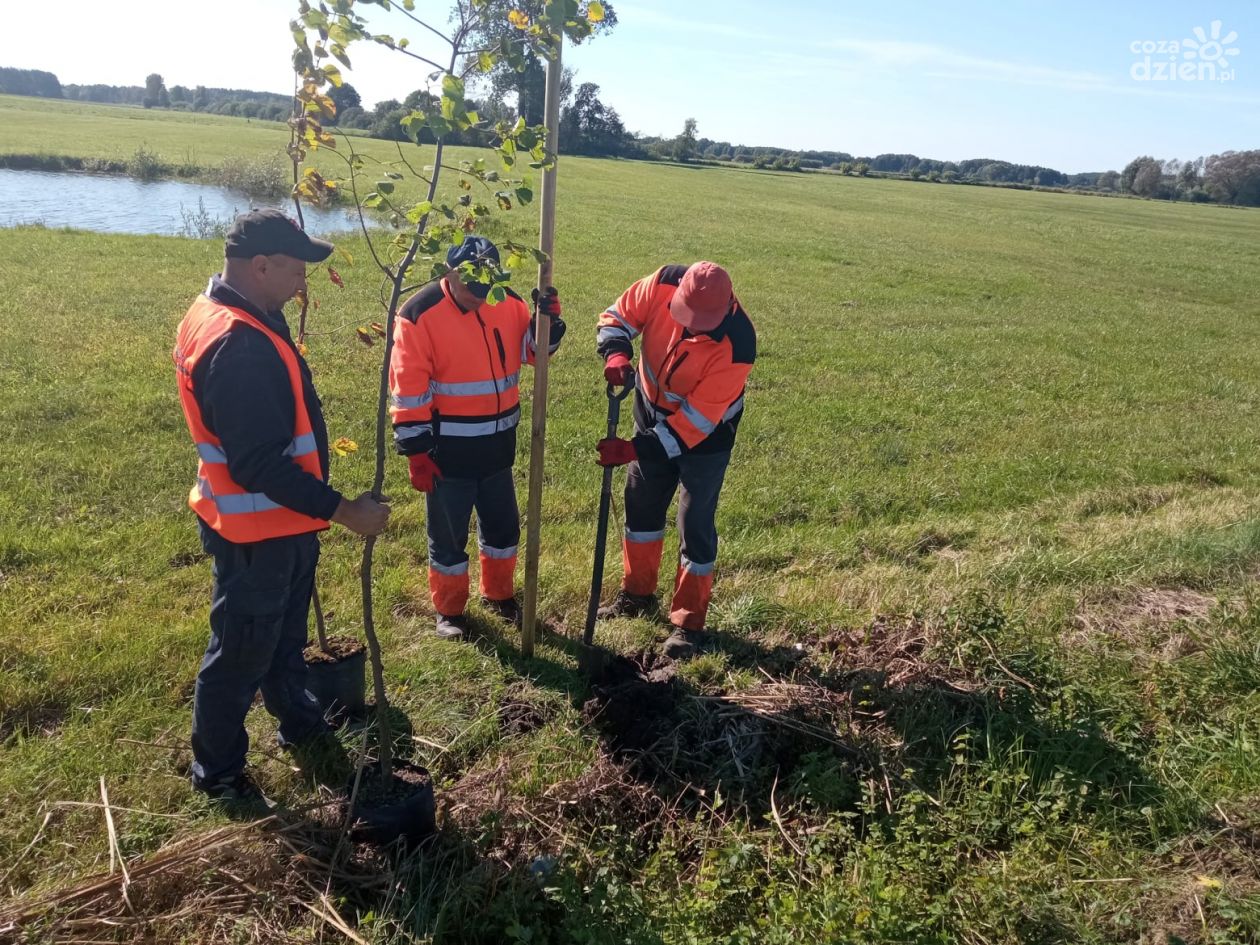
594, 262, 756, 659
175, 209, 390, 809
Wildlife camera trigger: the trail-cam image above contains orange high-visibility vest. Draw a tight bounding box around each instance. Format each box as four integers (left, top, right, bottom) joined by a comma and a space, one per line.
174, 295, 329, 543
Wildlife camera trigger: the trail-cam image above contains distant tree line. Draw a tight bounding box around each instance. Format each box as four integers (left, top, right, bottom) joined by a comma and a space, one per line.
1, 67, 294, 120
0, 67, 62, 98
4, 65, 1258, 206
1110, 153, 1260, 207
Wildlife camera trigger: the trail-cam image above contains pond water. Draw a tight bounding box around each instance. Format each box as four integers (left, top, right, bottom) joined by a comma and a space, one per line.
0, 168, 365, 237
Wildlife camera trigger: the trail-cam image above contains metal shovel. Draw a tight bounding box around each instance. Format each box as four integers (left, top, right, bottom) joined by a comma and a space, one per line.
579, 381, 634, 674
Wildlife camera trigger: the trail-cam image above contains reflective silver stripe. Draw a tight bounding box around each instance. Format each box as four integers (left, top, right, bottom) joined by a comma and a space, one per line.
663, 390, 683, 404
722, 395, 745, 421
429, 559, 469, 576
597, 325, 632, 345
394, 423, 433, 441
478, 542, 518, 560
642, 360, 658, 385
391, 390, 434, 410
604, 308, 639, 338
680, 554, 715, 577
439, 408, 521, 438
432, 373, 519, 397
653, 421, 683, 459
625, 528, 666, 543
284, 432, 318, 457
198, 478, 283, 515
523, 330, 561, 360
680, 400, 716, 435
196, 442, 228, 464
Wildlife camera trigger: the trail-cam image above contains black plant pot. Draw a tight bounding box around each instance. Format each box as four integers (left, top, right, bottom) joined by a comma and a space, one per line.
349, 761, 436, 845
304, 646, 367, 721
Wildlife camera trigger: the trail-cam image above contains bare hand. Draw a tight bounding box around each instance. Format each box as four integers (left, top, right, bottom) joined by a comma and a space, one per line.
331, 492, 391, 537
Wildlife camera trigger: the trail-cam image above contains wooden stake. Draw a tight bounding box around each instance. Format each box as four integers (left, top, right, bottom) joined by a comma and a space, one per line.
520, 23, 564, 657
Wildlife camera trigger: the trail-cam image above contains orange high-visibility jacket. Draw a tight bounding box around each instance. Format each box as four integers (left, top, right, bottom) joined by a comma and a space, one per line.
174, 296, 330, 543
389, 281, 558, 476
597, 265, 756, 459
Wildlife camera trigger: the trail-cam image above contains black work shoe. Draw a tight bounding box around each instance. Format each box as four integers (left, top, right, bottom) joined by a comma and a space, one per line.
596, 590, 659, 621
193, 772, 276, 816
481, 596, 522, 627
662, 628, 706, 661
435, 613, 469, 640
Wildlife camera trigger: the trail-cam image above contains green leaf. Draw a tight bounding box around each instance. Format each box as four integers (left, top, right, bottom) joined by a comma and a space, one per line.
441, 74, 465, 104
405, 201, 433, 223
427, 114, 453, 139
329, 43, 352, 69
322, 64, 344, 87
478, 51, 494, 73
376, 180, 395, 195
514, 186, 533, 205
488, 285, 508, 305
363, 192, 384, 209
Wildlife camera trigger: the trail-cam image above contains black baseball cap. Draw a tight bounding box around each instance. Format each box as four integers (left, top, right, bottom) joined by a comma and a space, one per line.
224, 208, 334, 262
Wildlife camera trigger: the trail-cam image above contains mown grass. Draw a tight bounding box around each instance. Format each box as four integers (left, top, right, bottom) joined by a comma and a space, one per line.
2, 98, 1260, 942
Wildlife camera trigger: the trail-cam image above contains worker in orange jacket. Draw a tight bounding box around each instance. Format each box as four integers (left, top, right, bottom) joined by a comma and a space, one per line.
595, 262, 756, 659
390, 236, 564, 639
175, 209, 390, 807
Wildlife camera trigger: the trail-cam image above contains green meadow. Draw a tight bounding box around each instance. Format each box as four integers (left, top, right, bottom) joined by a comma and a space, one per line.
3, 95, 1260, 943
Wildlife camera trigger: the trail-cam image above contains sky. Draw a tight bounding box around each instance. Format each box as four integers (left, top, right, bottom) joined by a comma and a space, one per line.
3, 0, 1257, 172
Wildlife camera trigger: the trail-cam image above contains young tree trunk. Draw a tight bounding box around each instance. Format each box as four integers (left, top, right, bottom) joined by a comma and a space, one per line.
361, 138, 447, 777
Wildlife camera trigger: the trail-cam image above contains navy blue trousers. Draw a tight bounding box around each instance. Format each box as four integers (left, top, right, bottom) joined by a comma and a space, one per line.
190, 520, 326, 788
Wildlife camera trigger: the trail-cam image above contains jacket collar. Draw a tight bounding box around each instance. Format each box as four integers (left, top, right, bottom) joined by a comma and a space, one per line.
206, 275, 292, 338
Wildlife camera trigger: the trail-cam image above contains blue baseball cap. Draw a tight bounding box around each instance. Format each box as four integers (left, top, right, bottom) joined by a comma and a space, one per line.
446, 236, 500, 299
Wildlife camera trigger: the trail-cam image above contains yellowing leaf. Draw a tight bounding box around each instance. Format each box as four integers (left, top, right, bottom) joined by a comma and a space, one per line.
587, 1, 605, 22
369, 321, 386, 337
507, 8, 529, 29
355, 327, 376, 346
297, 341, 309, 357
332, 436, 358, 457
1196, 875, 1223, 890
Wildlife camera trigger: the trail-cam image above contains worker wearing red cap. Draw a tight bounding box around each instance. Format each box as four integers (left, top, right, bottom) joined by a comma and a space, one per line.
594, 262, 756, 658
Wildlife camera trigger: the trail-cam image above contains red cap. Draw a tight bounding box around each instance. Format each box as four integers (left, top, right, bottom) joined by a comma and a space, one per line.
669, 261, 733, 332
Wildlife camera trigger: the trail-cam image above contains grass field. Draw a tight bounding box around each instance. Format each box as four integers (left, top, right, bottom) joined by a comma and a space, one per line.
3, 96, 1260, 943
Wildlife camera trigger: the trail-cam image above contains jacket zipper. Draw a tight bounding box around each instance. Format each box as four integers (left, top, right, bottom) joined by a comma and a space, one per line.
473, 311, 503, 421
653, 337, 689, 416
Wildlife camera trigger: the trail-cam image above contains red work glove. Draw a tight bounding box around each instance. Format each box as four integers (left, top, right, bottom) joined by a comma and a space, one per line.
408, 453, 442, 492
536, 286, 561, 318
604, 353, 634, 387
597, 437, 637, 467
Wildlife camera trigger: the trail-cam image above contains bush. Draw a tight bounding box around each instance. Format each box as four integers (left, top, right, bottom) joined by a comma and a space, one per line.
216, 154, 290, 200
126, 146, 165, 180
